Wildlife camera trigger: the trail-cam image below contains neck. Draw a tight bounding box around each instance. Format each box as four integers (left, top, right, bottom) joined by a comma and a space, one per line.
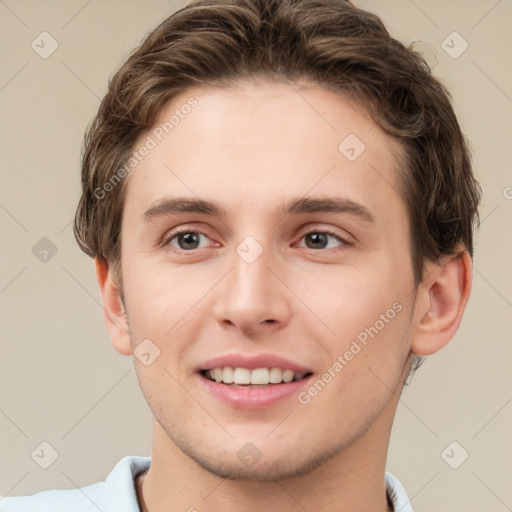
136, 401, 397, 512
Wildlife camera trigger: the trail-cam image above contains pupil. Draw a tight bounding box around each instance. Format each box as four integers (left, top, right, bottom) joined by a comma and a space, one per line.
179, 232, 199, 249
306, 233, 327, 249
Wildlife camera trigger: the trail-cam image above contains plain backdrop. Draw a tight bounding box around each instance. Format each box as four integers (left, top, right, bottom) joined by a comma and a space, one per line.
0, 1, 511, 511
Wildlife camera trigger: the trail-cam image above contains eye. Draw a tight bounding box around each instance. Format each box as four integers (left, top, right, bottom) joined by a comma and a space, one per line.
296, 229, 349, 250
162, 227, 350, 253
165, 229, 212, 251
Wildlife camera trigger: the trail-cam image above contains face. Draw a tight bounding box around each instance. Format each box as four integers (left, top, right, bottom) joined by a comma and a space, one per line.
117, 79, 420, 480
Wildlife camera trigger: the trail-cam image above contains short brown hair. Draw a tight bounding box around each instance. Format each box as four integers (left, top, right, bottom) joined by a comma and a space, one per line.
73, 0, 481, 375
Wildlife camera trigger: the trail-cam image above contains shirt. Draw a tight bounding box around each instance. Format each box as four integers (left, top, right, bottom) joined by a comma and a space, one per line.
0, 456, 413, 511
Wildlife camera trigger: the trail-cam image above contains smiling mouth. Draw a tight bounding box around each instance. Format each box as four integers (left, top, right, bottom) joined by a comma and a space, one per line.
200, 367, 313, 387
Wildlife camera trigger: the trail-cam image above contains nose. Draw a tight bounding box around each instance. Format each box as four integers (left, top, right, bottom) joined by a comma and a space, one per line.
212, 241, 292, 335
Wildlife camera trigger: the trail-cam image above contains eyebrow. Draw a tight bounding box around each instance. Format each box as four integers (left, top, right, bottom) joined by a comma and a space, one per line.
141, 196, 375, 224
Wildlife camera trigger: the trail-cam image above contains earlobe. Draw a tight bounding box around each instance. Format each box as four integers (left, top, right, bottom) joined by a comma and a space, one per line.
94, 257, 133, 356
411, 250, 473, 356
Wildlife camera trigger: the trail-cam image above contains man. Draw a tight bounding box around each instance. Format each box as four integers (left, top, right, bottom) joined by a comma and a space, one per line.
1, 0, 481, 510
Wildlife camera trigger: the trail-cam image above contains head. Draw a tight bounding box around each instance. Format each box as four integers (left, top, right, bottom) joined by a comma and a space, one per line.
74, 0, 481, 480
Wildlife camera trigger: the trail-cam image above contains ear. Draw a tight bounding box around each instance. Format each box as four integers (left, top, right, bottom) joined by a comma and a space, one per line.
94, 257, 133, 356
411, 249, 473, 356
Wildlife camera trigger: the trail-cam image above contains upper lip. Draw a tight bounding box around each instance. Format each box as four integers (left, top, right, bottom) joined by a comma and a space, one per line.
198, 353, 312, 373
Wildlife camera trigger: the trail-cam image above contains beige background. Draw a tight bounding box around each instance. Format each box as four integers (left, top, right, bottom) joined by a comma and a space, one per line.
0, 1, 511, 510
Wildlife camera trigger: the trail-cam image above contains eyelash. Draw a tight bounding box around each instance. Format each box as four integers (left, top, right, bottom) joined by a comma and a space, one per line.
161, 227, 351, 252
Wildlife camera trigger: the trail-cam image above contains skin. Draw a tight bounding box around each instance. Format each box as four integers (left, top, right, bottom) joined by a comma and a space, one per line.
95, 79, 472, 512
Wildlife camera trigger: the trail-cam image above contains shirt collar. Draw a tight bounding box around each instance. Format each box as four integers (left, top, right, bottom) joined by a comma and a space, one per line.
110, 457, 413, 512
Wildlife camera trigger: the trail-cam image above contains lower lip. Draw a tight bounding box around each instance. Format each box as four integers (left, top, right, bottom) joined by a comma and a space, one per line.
198, 373, 312, 409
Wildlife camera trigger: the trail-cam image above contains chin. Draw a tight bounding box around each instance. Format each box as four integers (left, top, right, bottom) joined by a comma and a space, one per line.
186, 450, 326, 482
169, 426, 346, 482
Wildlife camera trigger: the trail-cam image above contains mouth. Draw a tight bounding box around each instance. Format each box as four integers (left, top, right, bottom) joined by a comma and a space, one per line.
196, 354, 314, 408
199, 367, 313, 387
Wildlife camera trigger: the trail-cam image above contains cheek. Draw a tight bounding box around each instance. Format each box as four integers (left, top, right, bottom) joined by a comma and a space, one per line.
298, 262, 412, 383
133, 361, 191, 430
294, 261, 405, 337
301, 308, 412, 432
124, 258, 218, 335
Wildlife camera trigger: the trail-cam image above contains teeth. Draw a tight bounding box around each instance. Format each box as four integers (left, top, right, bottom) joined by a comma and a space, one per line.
204, 367, 309, 385
269, 367, 282, 383
282, 369, 294, 383
251, 368, 269, 384
233, 367, 251, 385
222, 366, 234, 384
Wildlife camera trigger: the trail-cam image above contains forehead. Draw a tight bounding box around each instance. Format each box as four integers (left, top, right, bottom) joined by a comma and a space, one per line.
123, 79, 406, 224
